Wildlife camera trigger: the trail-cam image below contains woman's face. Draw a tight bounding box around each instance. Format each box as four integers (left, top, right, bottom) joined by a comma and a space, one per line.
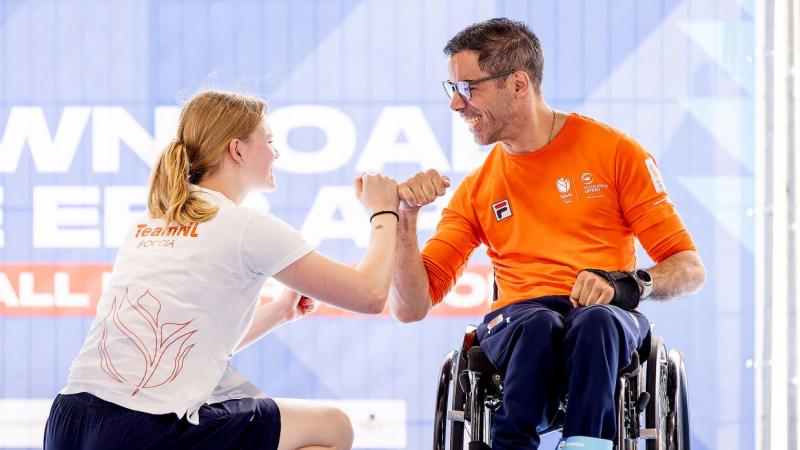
240, 118, 279, 192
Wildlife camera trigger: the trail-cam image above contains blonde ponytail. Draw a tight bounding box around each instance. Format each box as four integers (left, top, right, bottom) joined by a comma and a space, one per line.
146, 89, 265, 225
147, 140, 218, 226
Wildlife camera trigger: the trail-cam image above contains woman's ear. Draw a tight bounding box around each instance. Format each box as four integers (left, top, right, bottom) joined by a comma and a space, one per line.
228, 139, 244, 166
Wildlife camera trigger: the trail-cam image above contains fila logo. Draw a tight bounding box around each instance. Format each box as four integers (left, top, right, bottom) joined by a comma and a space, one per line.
492, 199, 512, 221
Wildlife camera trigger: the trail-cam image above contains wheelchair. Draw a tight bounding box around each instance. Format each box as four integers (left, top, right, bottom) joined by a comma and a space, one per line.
433, 323, 691, 449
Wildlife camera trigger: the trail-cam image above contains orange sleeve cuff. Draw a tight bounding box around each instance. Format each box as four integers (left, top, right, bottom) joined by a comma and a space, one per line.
636, 214, 697, 263
422, 238, 474, 306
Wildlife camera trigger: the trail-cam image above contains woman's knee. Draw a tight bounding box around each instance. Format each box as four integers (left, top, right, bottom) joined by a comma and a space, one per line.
326, 406, 354, 447
274, 399, 354, 449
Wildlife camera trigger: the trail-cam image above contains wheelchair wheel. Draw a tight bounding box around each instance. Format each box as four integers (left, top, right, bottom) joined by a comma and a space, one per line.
646, 337, 669, 450
449, 350, 467, 450
445, 325, 478, 450
667, 349, 691, 450
615, 375, 628, 449
434, 351, 457, 450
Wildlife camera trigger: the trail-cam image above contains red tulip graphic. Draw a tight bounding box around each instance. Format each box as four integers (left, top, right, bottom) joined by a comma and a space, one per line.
98, 289, 198, 396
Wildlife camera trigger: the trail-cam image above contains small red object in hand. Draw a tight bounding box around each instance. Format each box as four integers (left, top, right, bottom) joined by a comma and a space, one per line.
299, 296, 315, 313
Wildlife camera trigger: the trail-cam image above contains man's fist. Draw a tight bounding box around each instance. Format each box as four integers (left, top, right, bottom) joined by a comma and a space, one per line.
397, 169, 451, 210
569, 271, 615, 308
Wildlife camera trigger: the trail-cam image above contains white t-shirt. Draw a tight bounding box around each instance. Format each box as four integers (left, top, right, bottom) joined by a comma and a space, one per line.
62, 185, 313, 424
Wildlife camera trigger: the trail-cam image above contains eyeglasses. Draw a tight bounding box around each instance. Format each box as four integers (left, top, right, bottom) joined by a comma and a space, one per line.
441, 70, 516, 101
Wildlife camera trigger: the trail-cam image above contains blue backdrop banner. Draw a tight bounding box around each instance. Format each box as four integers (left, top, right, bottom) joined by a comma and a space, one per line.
0, 1, 754, 449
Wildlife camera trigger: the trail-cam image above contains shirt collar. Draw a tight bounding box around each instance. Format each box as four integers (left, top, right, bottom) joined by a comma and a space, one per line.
189, 184, 237, 208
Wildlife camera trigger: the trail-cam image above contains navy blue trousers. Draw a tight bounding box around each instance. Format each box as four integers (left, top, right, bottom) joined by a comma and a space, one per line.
43, 392, 281, 450
476, 296, 649, 450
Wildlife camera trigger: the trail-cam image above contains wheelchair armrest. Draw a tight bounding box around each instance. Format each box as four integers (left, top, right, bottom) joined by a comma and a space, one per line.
467, 346, 497, 373
637, 327, 653, 363
461, 325, 478, 356
619, 350, 641, 378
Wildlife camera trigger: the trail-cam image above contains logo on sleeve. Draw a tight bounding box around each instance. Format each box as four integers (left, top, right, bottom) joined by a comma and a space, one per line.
491, 199, 512, 221
645, 158, 667, 193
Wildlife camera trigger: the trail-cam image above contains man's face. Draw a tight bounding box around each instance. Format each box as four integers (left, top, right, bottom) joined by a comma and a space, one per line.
447, 51, 515, 145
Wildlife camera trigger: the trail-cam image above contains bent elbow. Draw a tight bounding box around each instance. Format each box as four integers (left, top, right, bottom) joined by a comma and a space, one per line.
684, 252, 707, 295
391, 303, 429, 323
361, 288, 388, 314
694, 260, 708, 292
364, 297, 387, 314
395, 311, 425, 323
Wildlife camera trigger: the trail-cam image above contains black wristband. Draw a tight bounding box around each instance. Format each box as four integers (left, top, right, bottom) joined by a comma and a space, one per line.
370, 210, 399, 223
581, 269, 640, 310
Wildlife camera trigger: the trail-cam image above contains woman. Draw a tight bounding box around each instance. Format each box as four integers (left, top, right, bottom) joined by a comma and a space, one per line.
43, 90, 400, 449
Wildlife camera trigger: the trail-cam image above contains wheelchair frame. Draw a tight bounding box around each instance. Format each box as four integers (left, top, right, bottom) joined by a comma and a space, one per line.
433, 325, 691, 450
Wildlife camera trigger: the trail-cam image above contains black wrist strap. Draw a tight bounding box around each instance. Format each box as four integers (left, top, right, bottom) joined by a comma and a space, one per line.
582, 269, 640, 310
370, 210, 399, 223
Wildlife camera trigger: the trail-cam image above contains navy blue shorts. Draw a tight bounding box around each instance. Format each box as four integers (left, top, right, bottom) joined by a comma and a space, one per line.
43, 392, 281, 450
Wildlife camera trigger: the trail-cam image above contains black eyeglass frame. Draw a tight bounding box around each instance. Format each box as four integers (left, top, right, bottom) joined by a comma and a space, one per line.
441, 70, 516, 101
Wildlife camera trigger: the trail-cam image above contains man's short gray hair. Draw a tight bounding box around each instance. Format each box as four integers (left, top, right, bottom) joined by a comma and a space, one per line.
444, 18, 544, 93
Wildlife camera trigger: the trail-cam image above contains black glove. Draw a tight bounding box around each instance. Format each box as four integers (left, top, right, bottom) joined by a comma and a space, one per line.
581, 269, 640, 310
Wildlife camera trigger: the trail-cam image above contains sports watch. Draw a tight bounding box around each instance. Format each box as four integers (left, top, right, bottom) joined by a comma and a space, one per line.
630, 269, 653, 299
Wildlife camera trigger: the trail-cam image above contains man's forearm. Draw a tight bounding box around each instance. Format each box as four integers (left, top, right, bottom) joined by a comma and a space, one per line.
646, 250, 706, 301
389, 210, 433, 322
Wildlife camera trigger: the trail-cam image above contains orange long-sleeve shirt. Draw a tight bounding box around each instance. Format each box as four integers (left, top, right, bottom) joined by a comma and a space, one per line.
421, 113, 696, 312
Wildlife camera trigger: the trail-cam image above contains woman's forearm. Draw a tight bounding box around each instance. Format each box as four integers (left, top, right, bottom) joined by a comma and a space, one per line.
234, 302, 288, 353
353, 214, 398, 303
273, 215, 399, 314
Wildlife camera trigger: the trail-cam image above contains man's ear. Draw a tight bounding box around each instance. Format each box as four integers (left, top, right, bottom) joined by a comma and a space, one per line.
229, 139, 243, 165
513, 71, 530, 97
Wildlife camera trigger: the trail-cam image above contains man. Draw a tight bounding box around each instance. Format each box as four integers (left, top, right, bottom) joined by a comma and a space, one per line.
389, 18, 706, 450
